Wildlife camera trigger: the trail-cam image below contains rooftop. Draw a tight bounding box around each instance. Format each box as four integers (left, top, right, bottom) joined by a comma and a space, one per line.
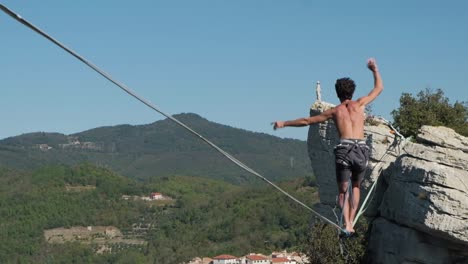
213, 254, 237, 260
246, 255, 268, 260
272, 257, 290, 263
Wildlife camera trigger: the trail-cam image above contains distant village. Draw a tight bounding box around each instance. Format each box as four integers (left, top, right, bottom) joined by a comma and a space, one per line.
187, 251, 307, 264
45, 192, 172, 254
34, 136, 103, 151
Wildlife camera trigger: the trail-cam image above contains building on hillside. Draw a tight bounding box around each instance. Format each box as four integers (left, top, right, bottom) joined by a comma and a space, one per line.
270, 251, 304, 264
213, 254, 238, 264
245, 255, 269, 264
34, 144, 52, 151
150, 192, 163, 200
104, 227, 119, 238
271, 252, 286, 258
201, 257, 213, 264
289, 252, 307, 263
187, 257, 213, 264
271, 257, 296, 264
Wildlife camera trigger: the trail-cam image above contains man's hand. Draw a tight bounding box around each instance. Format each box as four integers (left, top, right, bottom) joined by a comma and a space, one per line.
272, 121, 285, 130
367, 58, 378, 72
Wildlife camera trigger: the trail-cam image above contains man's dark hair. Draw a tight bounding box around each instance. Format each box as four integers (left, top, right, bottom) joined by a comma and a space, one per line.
335, 77, 356, 101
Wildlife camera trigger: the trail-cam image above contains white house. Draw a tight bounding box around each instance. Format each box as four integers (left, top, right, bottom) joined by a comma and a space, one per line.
212, 254, 238, 264
245, 255, 269, 264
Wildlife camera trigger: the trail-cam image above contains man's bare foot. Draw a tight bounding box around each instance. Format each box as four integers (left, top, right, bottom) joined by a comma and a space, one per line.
345, 225, 355, 233
340, 226, 356, 238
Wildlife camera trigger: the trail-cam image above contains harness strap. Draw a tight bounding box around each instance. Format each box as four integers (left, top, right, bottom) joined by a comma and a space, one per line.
339, 139, 367, 145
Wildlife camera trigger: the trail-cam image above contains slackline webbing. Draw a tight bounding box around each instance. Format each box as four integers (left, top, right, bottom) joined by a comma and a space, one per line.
0, 4, 344, 231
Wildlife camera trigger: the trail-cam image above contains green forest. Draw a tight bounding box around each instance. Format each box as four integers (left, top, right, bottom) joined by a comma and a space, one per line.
0, 163, 320, 263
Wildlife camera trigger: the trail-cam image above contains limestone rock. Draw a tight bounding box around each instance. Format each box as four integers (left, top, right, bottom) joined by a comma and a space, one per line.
307, 105, 339, 219
367, 218, 466, 264
380, 156, 468, 244
403, 141, 468, 171
417, 125, 468, 152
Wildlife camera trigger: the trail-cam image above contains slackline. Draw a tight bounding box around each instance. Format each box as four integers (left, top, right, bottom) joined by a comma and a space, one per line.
0, 4, 344, 231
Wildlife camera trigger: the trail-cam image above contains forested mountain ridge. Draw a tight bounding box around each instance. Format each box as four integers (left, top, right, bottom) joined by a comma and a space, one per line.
0, 113, 313, 183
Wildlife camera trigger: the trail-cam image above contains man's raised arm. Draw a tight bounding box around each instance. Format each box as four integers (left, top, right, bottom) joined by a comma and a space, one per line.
357, 58, 383, 106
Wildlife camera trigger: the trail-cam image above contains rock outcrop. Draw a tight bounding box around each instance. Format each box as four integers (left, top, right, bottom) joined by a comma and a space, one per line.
307, 101, 468, 264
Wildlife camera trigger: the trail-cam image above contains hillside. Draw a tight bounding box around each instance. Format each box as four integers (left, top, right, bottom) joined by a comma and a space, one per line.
0, 164, 318, 263
0, 113, 313, 184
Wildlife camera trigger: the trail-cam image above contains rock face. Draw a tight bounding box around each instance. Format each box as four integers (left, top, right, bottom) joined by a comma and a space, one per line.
307, 101, 468, 264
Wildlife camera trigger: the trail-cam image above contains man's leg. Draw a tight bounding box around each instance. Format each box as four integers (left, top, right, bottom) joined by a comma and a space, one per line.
336, 162, 353, 232
348, 178, 361, 232
338, 181, 353, 232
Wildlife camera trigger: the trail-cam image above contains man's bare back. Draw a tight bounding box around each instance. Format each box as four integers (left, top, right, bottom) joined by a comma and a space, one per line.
333, 100, 366, 139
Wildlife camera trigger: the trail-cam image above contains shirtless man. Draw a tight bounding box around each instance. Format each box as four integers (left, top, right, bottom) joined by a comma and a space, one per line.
273, 58, 383, 234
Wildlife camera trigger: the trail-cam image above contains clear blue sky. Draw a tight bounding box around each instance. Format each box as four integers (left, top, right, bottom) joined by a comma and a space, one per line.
1, 0, 467, 140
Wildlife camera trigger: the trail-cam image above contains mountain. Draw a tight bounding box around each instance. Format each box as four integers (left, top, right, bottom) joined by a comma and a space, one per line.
0, 113, 313, 184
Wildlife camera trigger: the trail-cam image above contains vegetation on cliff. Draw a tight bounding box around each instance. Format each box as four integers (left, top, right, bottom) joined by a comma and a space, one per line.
392, 88, 467, 138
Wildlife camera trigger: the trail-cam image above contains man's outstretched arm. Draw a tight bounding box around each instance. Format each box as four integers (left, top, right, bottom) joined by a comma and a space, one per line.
357, 58, 383, 106
273, 108, 334, 130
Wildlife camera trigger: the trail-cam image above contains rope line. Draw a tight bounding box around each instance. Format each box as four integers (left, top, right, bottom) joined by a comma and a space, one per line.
0, 4, 343, 231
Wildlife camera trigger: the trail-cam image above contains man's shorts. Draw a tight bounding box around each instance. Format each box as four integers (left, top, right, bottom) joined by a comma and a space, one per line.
334, 139, 370, 183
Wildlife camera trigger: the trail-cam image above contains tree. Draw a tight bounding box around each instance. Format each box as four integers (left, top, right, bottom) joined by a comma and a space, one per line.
391, 88, 468, 138
304, 219, 368, 264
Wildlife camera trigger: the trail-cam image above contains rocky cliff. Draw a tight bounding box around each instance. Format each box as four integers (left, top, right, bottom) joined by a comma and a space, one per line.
307, 101, 468, 264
